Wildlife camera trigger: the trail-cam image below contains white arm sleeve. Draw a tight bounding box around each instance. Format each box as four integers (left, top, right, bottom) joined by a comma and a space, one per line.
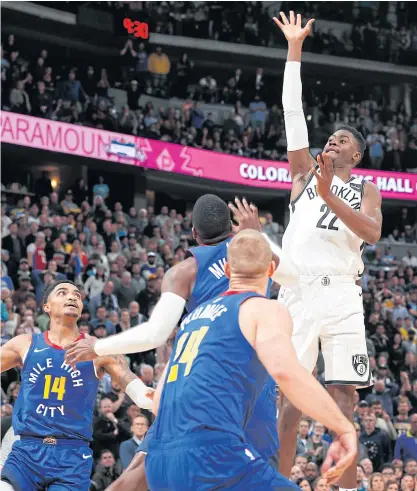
125, 379, 155, 411
262, 234, 299, 287
282, 61, 309, 152
94, 292, 186, 356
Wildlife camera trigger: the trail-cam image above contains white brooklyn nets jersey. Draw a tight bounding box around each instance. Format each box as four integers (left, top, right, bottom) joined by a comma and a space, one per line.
282, 171, 365, 278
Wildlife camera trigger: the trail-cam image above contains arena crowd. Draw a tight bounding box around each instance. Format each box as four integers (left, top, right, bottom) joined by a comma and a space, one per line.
2, 29, 417, 172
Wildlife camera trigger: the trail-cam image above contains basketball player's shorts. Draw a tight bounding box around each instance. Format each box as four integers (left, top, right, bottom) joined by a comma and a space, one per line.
1, 436, 93, 491
138, 422, 279, 470
279, 275, 372, 387
146, 431, 298, 491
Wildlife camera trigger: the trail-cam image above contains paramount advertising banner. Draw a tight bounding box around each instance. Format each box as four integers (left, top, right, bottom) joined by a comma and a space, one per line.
1, 112, 416, 201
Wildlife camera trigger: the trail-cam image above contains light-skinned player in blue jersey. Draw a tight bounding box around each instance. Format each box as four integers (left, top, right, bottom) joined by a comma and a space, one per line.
65, 195, 298, 491
144, 230, 357, 490
0, 280, 154, 491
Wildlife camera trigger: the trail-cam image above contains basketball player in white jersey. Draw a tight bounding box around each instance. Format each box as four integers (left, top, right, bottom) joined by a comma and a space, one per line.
273, 11, 383, 491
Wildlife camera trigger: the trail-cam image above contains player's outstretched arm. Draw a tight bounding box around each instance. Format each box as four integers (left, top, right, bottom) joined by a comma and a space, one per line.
313, 153, 382, 244
239, 298, 357, 483
65, 259, 196, 365
229, 197, 299, 286
273, 12, 315, 181
0, 334, 32, 372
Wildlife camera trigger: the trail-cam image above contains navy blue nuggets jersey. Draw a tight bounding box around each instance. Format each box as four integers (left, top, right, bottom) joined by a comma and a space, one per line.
184, 238, 279, 461
186, 237, 232, 312
153, 292, 270, 443
13, 332, 99, 441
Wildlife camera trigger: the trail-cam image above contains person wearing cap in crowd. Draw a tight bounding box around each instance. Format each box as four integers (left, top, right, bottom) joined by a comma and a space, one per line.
355, 400, 370, 424
93, 323, 109, 339
61, 189, 81, 215
367, 379, 397, 418
140, 251, 157, 280
371, 399, 398, 441
12, 273, 33, 305
11, 258, 31, 289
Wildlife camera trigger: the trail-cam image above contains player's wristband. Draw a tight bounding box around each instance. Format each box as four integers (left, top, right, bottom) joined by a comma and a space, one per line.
126, 379, 155, 411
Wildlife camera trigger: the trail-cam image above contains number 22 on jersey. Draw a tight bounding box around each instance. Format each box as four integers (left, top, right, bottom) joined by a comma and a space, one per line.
167, 326, 210, 383
43, 375, 67, 401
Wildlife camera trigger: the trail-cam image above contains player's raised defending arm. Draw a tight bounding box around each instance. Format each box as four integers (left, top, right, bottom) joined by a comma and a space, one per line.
273, 12, 315, 181
313, 153, 382, 244
240, 299, 354, 435
65, 260, 195, 365
0, 334, 32, 372
228, 198, 299, 286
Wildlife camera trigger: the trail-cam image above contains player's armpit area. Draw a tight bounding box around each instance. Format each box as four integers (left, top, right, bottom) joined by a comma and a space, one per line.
161, 256, 197, 299
288, 149, 316, 182
0, 334, 32, 372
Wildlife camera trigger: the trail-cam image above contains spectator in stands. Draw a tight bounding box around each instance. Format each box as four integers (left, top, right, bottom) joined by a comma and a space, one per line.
93, 176, 109, 201
147, 45, 170, 91
305, 422, 329, 467
249, 93, 267, 132
91, 449, 122, 491
175, 52, 193, 98
119, 415, 149, 469
360, 413, 392, 471
9, 80, 31, 114
2, 222, 24, 273
296, 418, 310, 456
90, 306, 115, 335
199, 75, 217, 103
119, 105, 138, 135
60, 190, 81, 215
120, 39, 137, 83
93, 397, 130, 460
394, 414, 417, 462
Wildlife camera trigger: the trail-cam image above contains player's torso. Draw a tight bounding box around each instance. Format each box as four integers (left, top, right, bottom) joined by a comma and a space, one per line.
283, 172, 365, 278
186, 239, 231, 313
155, 292, 269, 443
13, 332, 99, 441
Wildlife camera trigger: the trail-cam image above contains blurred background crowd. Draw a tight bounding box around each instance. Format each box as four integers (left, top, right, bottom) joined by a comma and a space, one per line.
1, 1, 417, 490
2, 3, 417, 171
